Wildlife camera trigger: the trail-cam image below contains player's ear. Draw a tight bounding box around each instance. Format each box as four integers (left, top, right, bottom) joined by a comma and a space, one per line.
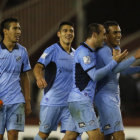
3, 28, 8, 36
57, 31, 60, 38
92, 32, 97, 39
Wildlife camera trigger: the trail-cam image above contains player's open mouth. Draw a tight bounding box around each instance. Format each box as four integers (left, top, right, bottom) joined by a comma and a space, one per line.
15, 35, 20, 40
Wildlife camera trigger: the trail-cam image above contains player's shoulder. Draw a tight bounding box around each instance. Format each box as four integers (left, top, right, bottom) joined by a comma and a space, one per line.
75, 44, 93, 63
97, 44, 111, 54
17, 43, 25, 49
76, 44, 90, 56
43, 43, 58, 53
16, 43, 28, 52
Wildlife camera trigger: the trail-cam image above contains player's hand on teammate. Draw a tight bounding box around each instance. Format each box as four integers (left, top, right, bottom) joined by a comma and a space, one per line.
134, 48, 140, 59
25, 101, 32, 116
36, 77, 47, 89
113, 49, 128, 63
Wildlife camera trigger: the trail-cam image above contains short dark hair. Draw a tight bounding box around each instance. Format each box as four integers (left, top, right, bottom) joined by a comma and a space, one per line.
104, 21, 119, 34
85, 23, 101, 39
0, 18, 19, 40
58, 21, 74, 31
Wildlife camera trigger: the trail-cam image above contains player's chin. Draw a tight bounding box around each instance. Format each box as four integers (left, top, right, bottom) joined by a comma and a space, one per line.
115, 41, 120, 46
13, 40, 18, 43
65, 41, 72, 45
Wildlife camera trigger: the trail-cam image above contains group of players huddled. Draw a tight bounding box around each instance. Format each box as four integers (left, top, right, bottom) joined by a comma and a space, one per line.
0, 18, 140, 140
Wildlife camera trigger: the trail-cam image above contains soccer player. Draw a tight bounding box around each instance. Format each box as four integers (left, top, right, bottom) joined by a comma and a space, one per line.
0, 18, 31, 140
33, 21, 81, 140
94, 21, 140, 140
67, 23, 128, 140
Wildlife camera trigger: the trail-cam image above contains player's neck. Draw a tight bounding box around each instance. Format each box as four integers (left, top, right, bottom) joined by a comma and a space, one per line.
106, 41, 114, 48
3, 39, 16, 51
60, 41, 71, 53
85, 39, 96, 50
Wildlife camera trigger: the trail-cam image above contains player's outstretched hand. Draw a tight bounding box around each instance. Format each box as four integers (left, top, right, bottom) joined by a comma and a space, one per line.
113, 49, 128, 63
36, 78, 47, 89
134, 49, 140, 59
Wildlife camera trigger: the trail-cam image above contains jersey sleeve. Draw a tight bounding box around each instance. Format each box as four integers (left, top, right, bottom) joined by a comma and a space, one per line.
113, 56, 136, 73
120, 66, 140, 75
37, 46, 54, 67
97, 46, 113, 64
77, 48, 96, 71
22, 48, 31, 72
77, 47, 117, 82
87, 60, 117, 82
87, 47, 117, 82
98, 47, 136, 74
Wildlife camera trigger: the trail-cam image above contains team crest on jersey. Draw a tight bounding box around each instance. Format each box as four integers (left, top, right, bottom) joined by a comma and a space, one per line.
83, 56, 91, 64
41, 53, 48, 59
16, 56, 21, 61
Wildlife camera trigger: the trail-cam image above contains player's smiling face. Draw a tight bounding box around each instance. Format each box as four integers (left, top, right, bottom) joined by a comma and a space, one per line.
4, 22, 21, 43
57, 25, 74, 45
106, 25, 122, 47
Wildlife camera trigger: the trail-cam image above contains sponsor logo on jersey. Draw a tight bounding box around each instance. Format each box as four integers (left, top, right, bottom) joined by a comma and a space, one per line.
16, 56, 21, 61
103, 124, 111, 130
78, 122, 86, 128
89, 120, 94, 125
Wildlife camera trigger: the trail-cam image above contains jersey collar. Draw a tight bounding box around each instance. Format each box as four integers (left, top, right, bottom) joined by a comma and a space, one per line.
0, 42, 19, 50
57, 42, 72, 53
80, 42, 95, 52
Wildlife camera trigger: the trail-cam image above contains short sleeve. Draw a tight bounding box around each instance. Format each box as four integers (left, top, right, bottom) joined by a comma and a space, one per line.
37, 46, 54, 67
77, 48, 96, 71
22, 48, 31, 72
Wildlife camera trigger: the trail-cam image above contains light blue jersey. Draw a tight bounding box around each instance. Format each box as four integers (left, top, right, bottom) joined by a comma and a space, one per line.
94, 44, 140, 135
36, 42, 80, 134
68, 42, 117, 103
38, 42, 74, 106
0, 42, 31, 105
68, 42, 117, 133
95, 44, 138, 95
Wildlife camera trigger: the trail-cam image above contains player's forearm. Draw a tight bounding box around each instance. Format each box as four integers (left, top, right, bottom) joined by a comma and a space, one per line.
121, 66, 140, 75
113, 56, 136, 73
88, 60, 117, 81
33, 63, 44, 80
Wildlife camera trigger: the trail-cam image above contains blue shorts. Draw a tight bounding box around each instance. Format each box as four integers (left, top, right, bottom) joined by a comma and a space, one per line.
95, 93, 124, 135
68, 100, 99, 133
0, 103, 25, 134
39, 105, 77, 133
